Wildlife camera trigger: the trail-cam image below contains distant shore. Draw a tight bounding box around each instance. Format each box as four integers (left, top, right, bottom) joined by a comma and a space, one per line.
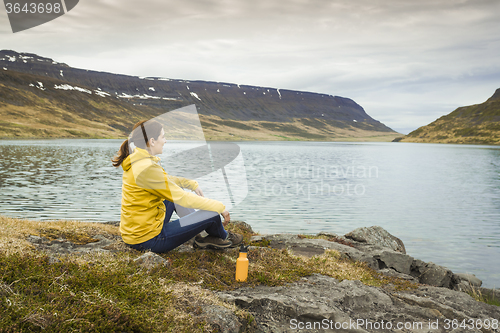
0, 133, 402, 142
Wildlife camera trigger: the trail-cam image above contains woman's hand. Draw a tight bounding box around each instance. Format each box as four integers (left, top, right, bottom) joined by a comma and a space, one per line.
221, 210, 230, 227
194, 187, 204, 197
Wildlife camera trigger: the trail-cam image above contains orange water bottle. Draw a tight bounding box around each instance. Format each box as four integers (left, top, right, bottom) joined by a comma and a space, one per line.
235, 245, 249, 282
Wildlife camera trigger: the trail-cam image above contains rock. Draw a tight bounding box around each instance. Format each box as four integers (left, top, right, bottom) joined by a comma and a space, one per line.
411, 260, 453, 288
263, 233, 368, 262
199, 305, 242, 333
344, 252, 380, 271
453, 273, 482, 288
373, 251, 414, 275
317, 231, 339, 238
175, 243, 195, 253
316, 231, 349, 242
232, 220, 254, 234
378, 269, 419, 283
219, 274, 368, 333
479, 287, 500, 304
27, 235, 44, 244
28, 233, 119, 255
345, 226, 406, 254
103, 221, 120, 226
133, 252, 170, 270
340, 279, 393, 313
454, 281, 472, 293
218, 274, 500, 333
398, 284, 500, 321
250, 235, 267, 242
252, 228, 485, 293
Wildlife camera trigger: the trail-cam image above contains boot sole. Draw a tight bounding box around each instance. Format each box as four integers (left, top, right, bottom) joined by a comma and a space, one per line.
228, 241, 243, 248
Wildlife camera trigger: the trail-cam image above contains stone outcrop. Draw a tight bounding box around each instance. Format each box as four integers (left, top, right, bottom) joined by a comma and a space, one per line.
236, 227, 499, 332
27, 234, 116, 254
219, 274, 500, 333
200, 305, 243, 333
133, 252, 171, 270
411, 260, 453, 289
345, 226, 406, 254
251, 229, 484, 291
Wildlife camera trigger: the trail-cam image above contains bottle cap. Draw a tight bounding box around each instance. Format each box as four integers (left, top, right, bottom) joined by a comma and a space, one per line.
239, 244, 249, 253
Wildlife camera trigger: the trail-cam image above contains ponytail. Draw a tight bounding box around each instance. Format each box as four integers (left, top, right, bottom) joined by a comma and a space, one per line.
111, 139, 130, 167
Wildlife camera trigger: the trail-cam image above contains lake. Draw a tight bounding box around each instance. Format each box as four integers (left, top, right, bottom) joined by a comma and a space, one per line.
0, 139, 499, 288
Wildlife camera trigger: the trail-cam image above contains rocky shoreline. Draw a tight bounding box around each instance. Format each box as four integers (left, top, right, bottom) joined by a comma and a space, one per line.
26, 224, 499, 333
218, 227, 499, 333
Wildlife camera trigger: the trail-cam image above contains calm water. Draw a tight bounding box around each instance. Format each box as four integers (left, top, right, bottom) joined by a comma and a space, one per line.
1, 139, 499, 288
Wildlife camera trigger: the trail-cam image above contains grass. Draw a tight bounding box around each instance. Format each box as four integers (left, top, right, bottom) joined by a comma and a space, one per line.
468, 285, 500, 307
403, 114, 500, 145
0, 215, 448, 332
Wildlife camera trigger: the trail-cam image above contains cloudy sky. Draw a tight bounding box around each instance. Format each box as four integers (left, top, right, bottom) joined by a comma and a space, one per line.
2, 0, 500, 134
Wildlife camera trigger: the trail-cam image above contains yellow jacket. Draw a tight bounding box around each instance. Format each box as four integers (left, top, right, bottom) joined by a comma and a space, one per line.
120, 147, 225, 244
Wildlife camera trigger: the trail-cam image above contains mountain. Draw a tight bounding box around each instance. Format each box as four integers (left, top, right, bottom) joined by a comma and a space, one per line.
0, 50, 398, 140
399, 89, 500, 145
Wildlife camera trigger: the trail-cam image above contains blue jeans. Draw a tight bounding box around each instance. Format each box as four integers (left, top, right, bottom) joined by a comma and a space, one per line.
127, 200, 228, 253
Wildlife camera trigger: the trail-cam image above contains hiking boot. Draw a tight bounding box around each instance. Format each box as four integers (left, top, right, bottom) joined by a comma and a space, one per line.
194, 235, 232, 250
226, 231, 243, 248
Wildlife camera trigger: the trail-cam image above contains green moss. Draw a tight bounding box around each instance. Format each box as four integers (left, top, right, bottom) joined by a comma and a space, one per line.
250, 238, 271, 247
0, 253, 154, 332
225, 222, 256, 244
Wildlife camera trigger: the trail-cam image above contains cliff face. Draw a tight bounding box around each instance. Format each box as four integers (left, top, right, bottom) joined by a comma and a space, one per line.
0, 50, 397, 140
401, 88, 500, 145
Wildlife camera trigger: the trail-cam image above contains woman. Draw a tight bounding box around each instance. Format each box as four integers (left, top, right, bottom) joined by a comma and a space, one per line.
112, 119, 242, 253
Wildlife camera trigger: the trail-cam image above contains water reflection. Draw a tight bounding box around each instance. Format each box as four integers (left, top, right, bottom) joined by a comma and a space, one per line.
0, 140, 499, 287
0, 140, 123, 221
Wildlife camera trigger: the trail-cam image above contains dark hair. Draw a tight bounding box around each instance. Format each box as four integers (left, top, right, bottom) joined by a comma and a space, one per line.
112, 119, 163, 167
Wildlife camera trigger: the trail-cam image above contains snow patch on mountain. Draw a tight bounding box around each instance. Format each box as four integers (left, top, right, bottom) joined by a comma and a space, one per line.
54, 84, 91, 94
94, 90, 111, 97
190, 92, 201, 101
117, 93, 161, 99
29, 82, 45, 90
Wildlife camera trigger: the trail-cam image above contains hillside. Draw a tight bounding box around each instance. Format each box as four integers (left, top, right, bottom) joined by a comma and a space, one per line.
0, 50, 399, 141
400, 89, 500, 145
